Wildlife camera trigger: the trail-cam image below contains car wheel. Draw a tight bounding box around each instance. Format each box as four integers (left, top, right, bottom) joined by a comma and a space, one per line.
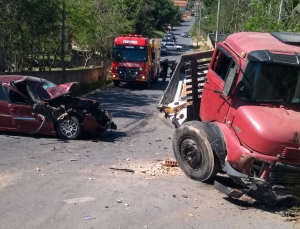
172, 121, 220, 182
57, 116, 81, 140
113, 81, 120, 87
177, 48, 180, 51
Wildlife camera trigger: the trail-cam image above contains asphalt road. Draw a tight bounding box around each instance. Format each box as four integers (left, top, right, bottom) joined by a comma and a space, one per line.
0, 18, 297, 229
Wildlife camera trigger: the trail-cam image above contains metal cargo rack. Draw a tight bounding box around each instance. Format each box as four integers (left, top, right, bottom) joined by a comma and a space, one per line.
157, 50, 213, 125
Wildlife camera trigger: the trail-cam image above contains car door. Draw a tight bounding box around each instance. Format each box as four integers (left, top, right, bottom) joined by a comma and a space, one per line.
167, 43, 175, 50
200, 45, 237, 122
0, 83, 13, 129
3, 85, 51, 132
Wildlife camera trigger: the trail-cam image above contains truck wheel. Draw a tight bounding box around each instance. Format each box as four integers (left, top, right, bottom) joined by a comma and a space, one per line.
57, 116, 82, 140
113, 81, 120, 87
172, 121, 220, 182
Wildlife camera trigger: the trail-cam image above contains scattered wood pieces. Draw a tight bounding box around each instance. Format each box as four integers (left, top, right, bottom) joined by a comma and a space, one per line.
109, 168, 135, 173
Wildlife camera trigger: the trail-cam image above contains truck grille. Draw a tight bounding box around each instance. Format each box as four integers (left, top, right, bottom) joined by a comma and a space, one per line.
117, 67, 140, 81
270, 163, 300, 186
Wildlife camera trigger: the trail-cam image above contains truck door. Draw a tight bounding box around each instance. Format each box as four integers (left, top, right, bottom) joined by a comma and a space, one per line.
200, 45, 237, 123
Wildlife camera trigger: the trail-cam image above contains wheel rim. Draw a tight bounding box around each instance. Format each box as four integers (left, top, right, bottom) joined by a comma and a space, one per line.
60, 119, 78, 138
180, 138, 203, 170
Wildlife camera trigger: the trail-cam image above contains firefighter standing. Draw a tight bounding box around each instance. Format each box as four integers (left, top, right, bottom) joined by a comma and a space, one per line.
160, 59, 169, 81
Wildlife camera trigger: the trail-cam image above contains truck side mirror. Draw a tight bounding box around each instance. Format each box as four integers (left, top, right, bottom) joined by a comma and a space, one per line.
223, 67, 237, 96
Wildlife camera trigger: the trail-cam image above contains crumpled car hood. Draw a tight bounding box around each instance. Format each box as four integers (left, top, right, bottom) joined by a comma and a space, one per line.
45, 82, 79, 99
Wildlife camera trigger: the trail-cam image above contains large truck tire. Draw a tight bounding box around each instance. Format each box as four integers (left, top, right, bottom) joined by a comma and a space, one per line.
172, 121, 220, 182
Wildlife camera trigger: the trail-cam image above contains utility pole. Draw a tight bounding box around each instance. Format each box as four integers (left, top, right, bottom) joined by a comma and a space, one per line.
216, 0, 221, 44
278, 0, 284, 22
196, 3, 202, 48
61, 0, 66, 83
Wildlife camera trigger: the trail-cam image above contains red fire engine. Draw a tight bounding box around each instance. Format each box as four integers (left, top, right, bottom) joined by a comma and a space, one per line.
111, 34, 161, 88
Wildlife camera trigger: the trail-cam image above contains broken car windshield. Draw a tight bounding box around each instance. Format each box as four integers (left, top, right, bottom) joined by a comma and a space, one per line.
41, 80, 56, 90
238, 61, 300, 104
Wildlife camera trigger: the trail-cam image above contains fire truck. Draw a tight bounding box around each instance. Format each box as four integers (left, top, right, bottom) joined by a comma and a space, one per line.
111, 34, 161, 88
158, 32, 300, 204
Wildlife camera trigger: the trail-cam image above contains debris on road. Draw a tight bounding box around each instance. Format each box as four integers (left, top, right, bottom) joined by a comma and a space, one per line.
70, 159, 77, 161
109, 168, 135, 173
124, 203, 129, 206
188, 213, 195, 218
117, 199, 122, 203
35, 168, 41, 171
124, 159, 181, 178
182, 194, 188, 198
84, 215, 96, 220
163, 159, 178, 167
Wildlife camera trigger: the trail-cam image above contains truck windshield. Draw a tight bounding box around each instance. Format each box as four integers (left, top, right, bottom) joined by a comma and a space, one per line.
112, 45, 148, 62
238, 61, 300, 104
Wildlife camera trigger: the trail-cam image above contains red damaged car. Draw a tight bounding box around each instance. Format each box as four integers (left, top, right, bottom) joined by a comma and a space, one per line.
0, 75, 117, 140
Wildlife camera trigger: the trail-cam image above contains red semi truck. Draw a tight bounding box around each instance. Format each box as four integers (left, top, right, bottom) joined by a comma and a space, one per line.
111, 34, 161, 88
158, 32, 300, 204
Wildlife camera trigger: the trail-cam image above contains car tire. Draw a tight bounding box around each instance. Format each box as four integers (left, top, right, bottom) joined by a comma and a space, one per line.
113, 81, 120, 87
57, 116, 82, 140
172, 121, 220, 182
177, 48, 180, 51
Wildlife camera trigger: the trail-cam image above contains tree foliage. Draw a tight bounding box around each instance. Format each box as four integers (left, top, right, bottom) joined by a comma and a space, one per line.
199, 0, 300, 35
0, 0, 182, 72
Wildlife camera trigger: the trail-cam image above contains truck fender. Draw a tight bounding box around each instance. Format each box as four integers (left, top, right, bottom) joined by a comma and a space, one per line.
201, 122, 227, 170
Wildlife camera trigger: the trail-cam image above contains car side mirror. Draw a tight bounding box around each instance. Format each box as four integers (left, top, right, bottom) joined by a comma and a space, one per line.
223, 67, 238, 96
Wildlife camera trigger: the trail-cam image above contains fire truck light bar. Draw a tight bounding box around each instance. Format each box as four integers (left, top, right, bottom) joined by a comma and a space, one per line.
120, 34, 142, 38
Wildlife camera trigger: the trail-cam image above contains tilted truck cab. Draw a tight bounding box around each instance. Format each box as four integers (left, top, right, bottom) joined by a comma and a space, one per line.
158, 32, 300, 204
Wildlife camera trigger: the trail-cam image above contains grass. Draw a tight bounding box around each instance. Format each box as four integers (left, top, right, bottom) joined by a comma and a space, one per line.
37, 55, 72, 61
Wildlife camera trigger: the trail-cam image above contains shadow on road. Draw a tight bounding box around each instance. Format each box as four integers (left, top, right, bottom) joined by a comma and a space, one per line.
87, 81, 168, 120
81, 130, 127, 143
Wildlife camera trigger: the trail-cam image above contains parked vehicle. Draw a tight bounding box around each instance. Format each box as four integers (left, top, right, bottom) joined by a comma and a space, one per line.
0, 75, 117, 140
111, 34, 161, 88
161, 45, 168, 55
181, 32, 189, 38
166, 33, 176, 42
161, 42, 182, 51
158, 32, 300, 204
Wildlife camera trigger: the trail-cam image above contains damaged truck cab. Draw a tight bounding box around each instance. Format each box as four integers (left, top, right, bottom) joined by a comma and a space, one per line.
158, 32, 300, 203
